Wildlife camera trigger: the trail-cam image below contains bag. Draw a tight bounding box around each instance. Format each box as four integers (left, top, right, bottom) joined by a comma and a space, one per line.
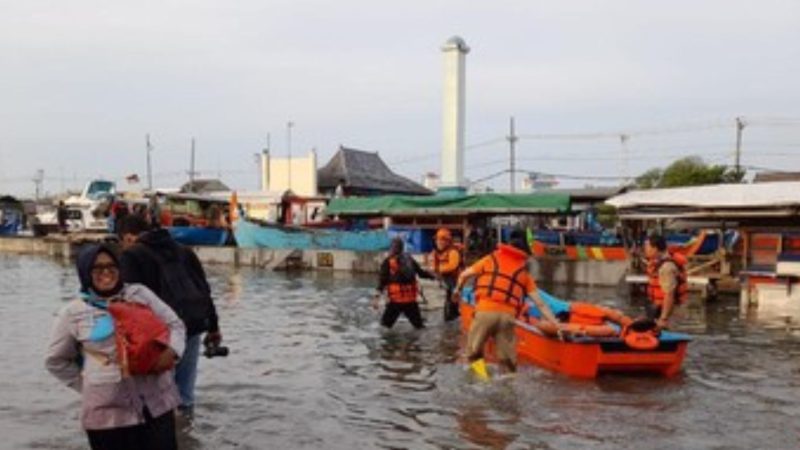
107, 301, 172, 375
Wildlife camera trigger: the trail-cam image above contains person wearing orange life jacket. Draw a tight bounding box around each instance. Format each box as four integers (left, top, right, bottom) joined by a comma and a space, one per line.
644, 234, 689, 330
374, 237, 436, 329
429, 228, 463, 322
454, 229, 561, 373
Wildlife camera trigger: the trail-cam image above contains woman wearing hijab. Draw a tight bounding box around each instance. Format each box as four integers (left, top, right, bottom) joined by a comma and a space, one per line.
45, 243, 186, 450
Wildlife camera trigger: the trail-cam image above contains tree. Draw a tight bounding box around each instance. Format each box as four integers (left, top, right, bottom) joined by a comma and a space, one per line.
635, 156, 744, 189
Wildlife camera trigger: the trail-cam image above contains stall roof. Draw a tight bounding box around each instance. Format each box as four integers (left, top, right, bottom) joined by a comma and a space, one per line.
606, 182, 800, 219
326, 192, 570, 216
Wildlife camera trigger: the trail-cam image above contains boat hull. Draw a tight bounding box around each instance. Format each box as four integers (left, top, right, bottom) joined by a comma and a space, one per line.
234, 219, 391, 251
168, 227, 230, 246
460, 302, 689, 378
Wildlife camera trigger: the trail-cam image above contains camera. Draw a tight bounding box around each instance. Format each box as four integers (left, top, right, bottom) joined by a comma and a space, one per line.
203, 341, 229, 358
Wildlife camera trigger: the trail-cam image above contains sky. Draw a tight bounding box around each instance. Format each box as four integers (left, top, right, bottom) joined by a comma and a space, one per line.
2, 0, 800, 197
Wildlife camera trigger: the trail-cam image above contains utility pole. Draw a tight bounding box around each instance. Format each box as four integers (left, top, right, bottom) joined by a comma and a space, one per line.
259, 133, 271, 191
33, 169, 44, 201
146, 134, 153, 191
735, 117, 745, 175
287, 121, 294, 191
507, 116, 518, 193
189, 137, 197, 186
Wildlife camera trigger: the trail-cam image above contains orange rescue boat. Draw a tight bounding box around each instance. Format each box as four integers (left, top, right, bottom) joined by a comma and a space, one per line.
459, 292, 691, 379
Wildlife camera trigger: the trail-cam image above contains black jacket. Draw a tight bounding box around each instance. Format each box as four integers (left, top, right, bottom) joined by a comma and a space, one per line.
377, 253, 434, 292
120, 229, 219, 336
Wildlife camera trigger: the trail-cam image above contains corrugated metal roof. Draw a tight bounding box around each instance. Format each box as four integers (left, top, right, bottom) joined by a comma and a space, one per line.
607, 182, 800, 218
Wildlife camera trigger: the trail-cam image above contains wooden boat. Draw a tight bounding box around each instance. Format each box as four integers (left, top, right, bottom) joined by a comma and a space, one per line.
459, 290, 691, 378
168, 226, 230, 247
531, 240, 627, 261
233, 218, 391, 251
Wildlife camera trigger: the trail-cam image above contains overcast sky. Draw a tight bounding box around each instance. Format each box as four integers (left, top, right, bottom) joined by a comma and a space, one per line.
2, 0, 799, 196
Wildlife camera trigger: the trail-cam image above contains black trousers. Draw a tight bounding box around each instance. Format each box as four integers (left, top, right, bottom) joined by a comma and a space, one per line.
381, 302, 425, 329
87, 409, 177, 450
441, 276, 460, 322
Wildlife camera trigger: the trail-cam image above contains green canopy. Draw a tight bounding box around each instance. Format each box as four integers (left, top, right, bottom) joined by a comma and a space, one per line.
326, 193, 570, 216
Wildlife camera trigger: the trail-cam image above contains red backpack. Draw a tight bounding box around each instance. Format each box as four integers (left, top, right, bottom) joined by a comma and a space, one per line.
107, 301, 173, 376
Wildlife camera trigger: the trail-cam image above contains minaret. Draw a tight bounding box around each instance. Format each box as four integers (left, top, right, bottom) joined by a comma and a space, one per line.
441, 36, 469, 190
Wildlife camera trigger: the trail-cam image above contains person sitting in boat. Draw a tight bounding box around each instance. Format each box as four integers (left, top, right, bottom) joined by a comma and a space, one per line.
453, 229, 562, 374
644, 234, 689, 330
373, 237, 436, 329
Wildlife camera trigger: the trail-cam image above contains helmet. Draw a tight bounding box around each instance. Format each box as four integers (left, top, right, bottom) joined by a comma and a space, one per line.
435, 228, 452, 241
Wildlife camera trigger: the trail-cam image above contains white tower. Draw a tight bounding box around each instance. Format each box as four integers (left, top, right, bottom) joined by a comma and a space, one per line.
441, 36, 469, 189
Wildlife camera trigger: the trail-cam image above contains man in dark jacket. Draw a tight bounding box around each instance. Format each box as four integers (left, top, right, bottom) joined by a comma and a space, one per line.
117, 215, 222, 416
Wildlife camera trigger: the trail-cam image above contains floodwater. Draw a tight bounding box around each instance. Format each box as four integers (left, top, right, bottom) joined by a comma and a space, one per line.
2, 254, 800, 450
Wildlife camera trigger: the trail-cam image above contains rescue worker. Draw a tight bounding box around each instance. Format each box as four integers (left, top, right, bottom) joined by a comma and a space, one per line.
429, 228, 463, 322
374, 237, 436, 329
454, 229, 561, 375
644, 234, 688, 330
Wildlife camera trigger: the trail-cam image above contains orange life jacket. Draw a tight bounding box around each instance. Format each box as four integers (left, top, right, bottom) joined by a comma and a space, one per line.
431, 244, 463, 277
107, 301, 172, 376
647, 252, 689, 306
387, 255, 418, 303
569, 303, 608, 326
473, 245, 531, 317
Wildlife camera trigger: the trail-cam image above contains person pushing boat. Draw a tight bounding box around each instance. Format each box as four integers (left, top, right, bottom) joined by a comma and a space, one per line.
453, 229, 562, 378
429, 228, 463, 322
644, 234, 689, 330
373, 237, 436, 329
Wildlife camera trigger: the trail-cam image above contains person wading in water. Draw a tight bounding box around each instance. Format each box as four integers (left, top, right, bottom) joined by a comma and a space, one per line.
429, 228, 463, 322
374, 237, 436, 329
454, 229, 561, 378
643, 234, 688, 330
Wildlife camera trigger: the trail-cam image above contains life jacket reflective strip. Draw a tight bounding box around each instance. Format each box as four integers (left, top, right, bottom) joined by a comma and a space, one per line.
387, 256, 418, 303
473, 254, 529, 316
647, 253, 689, 306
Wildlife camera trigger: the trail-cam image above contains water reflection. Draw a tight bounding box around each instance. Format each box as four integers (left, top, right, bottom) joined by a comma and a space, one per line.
2, 255, 800, 449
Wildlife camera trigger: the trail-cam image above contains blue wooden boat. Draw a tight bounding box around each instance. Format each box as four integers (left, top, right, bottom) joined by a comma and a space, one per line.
168, 226, 230, 246
0, 197, 24, 236
233, 218, 390, 251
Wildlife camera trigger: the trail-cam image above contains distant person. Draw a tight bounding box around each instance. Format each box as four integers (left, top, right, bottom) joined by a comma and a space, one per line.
429, 228, 463, 322
373, 237, 435, 329
45, 244, 185, 450
117, 215, 224, 417
56, 200, 68, 233
454, 229, 561, 377
644, 234, 688, 330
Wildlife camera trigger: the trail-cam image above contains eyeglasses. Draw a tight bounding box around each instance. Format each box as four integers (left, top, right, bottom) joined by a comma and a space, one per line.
91, 263, 119, 276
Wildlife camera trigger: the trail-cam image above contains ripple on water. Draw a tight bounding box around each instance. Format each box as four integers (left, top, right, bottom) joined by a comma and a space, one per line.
3, 255, 800, 449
